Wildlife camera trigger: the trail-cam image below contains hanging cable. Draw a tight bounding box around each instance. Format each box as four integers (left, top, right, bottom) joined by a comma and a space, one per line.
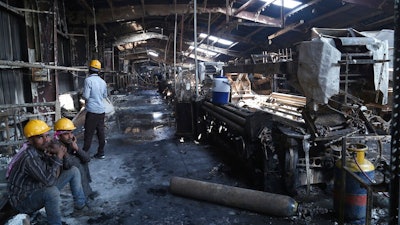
91, 0, 98, 54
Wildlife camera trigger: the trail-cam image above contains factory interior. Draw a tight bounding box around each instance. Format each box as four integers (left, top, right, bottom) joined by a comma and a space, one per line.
0, 0, 399, 224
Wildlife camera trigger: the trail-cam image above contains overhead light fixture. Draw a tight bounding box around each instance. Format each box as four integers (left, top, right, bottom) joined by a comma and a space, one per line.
148, 50, 159, 57
199, 33, 233, 46
268, 0, 302, 9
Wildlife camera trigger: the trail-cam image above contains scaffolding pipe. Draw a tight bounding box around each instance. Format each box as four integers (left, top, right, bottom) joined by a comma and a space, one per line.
170, 176, 298, 217
389, 0, 400, 224
0, 1, 53, 15
174, 2, 177, 96
194, 0, 199, 98
53, 2, 60, 120
0, 60, 87, 72
0, 102, 56, 109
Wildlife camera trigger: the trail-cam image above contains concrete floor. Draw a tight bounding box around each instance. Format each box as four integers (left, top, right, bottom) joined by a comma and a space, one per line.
5, 87, 390, 225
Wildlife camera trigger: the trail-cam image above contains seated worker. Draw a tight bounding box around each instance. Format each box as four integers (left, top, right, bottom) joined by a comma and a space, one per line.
54, 117, 98, 200
7, 119, 88, 225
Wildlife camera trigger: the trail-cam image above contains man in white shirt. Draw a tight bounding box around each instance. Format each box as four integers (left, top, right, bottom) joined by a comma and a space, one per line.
82, 59, 108, 159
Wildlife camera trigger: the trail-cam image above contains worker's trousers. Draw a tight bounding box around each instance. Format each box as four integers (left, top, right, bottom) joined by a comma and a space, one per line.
83, 111, 105, 155
14, 166, 86, 225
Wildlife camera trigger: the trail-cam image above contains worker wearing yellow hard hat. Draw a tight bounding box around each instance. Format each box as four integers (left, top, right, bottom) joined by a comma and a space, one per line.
8, 119, 88, 224
82, 59, 108, 159
54, 117, 99, 200
89, 59, 101, 72
23, 119, 51, 138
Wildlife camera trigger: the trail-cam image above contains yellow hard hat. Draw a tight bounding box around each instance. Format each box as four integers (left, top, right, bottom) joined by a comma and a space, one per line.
24, 119, 51, 138
89, 59, 101, 71
54, 118, 76, 131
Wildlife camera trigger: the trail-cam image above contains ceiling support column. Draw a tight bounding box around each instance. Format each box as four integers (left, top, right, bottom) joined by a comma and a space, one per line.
389, 0, 400, 224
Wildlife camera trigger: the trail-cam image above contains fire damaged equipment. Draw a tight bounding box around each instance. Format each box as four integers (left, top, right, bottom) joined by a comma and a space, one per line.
197, 27, 391, 196
198, 82, 381, 196
199, 101, 272, 188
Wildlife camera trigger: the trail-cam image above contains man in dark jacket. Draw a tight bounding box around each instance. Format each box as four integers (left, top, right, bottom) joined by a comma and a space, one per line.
54, 117, 98, 200
7, 119, 87, 225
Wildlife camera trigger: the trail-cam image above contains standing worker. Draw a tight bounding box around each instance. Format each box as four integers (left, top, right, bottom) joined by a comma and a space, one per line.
7, 119, 89, 225
54, 117, 99, 200
82, 59, 108, 159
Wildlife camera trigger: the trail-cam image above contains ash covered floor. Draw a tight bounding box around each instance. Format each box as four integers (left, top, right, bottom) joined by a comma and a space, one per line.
10, 87, 390, 225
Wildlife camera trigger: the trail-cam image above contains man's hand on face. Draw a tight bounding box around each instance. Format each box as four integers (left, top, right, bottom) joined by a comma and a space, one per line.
71, 135, 79, 152
59, 131, 79, 152
45, 141, 67, 159
56, 144, 67, 159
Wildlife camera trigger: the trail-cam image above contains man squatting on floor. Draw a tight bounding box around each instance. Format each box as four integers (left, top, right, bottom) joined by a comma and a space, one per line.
7, 119, 89, 225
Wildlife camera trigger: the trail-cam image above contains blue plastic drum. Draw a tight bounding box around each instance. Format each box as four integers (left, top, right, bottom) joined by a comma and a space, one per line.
212, 76, 230, 104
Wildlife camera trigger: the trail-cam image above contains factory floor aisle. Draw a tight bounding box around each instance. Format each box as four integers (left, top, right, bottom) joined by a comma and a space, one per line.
18, 87, 387, 225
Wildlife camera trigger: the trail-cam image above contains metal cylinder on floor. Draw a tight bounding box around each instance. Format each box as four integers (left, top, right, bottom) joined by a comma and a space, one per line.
334, 143, 375, 224
169, 176, 298, 217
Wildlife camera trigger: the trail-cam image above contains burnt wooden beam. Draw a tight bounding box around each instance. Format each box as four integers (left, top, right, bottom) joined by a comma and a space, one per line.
268, 20, 304, 40
343, 0, 393, 12
186, 42, 241, 57
68, 4, 281, 27
234, 0, 258, 16
306, 3, 355, 26
284, 0, 322, 19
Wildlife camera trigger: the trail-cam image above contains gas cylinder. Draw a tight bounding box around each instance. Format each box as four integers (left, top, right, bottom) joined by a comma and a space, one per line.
333, 143, 375, 224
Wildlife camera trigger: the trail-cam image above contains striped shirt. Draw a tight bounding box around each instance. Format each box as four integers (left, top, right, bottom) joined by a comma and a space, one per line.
7, 145, 63, 207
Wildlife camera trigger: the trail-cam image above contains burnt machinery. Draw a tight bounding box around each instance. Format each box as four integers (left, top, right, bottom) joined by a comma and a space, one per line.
198, 28, 391, 195
200, 101, 272, 188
